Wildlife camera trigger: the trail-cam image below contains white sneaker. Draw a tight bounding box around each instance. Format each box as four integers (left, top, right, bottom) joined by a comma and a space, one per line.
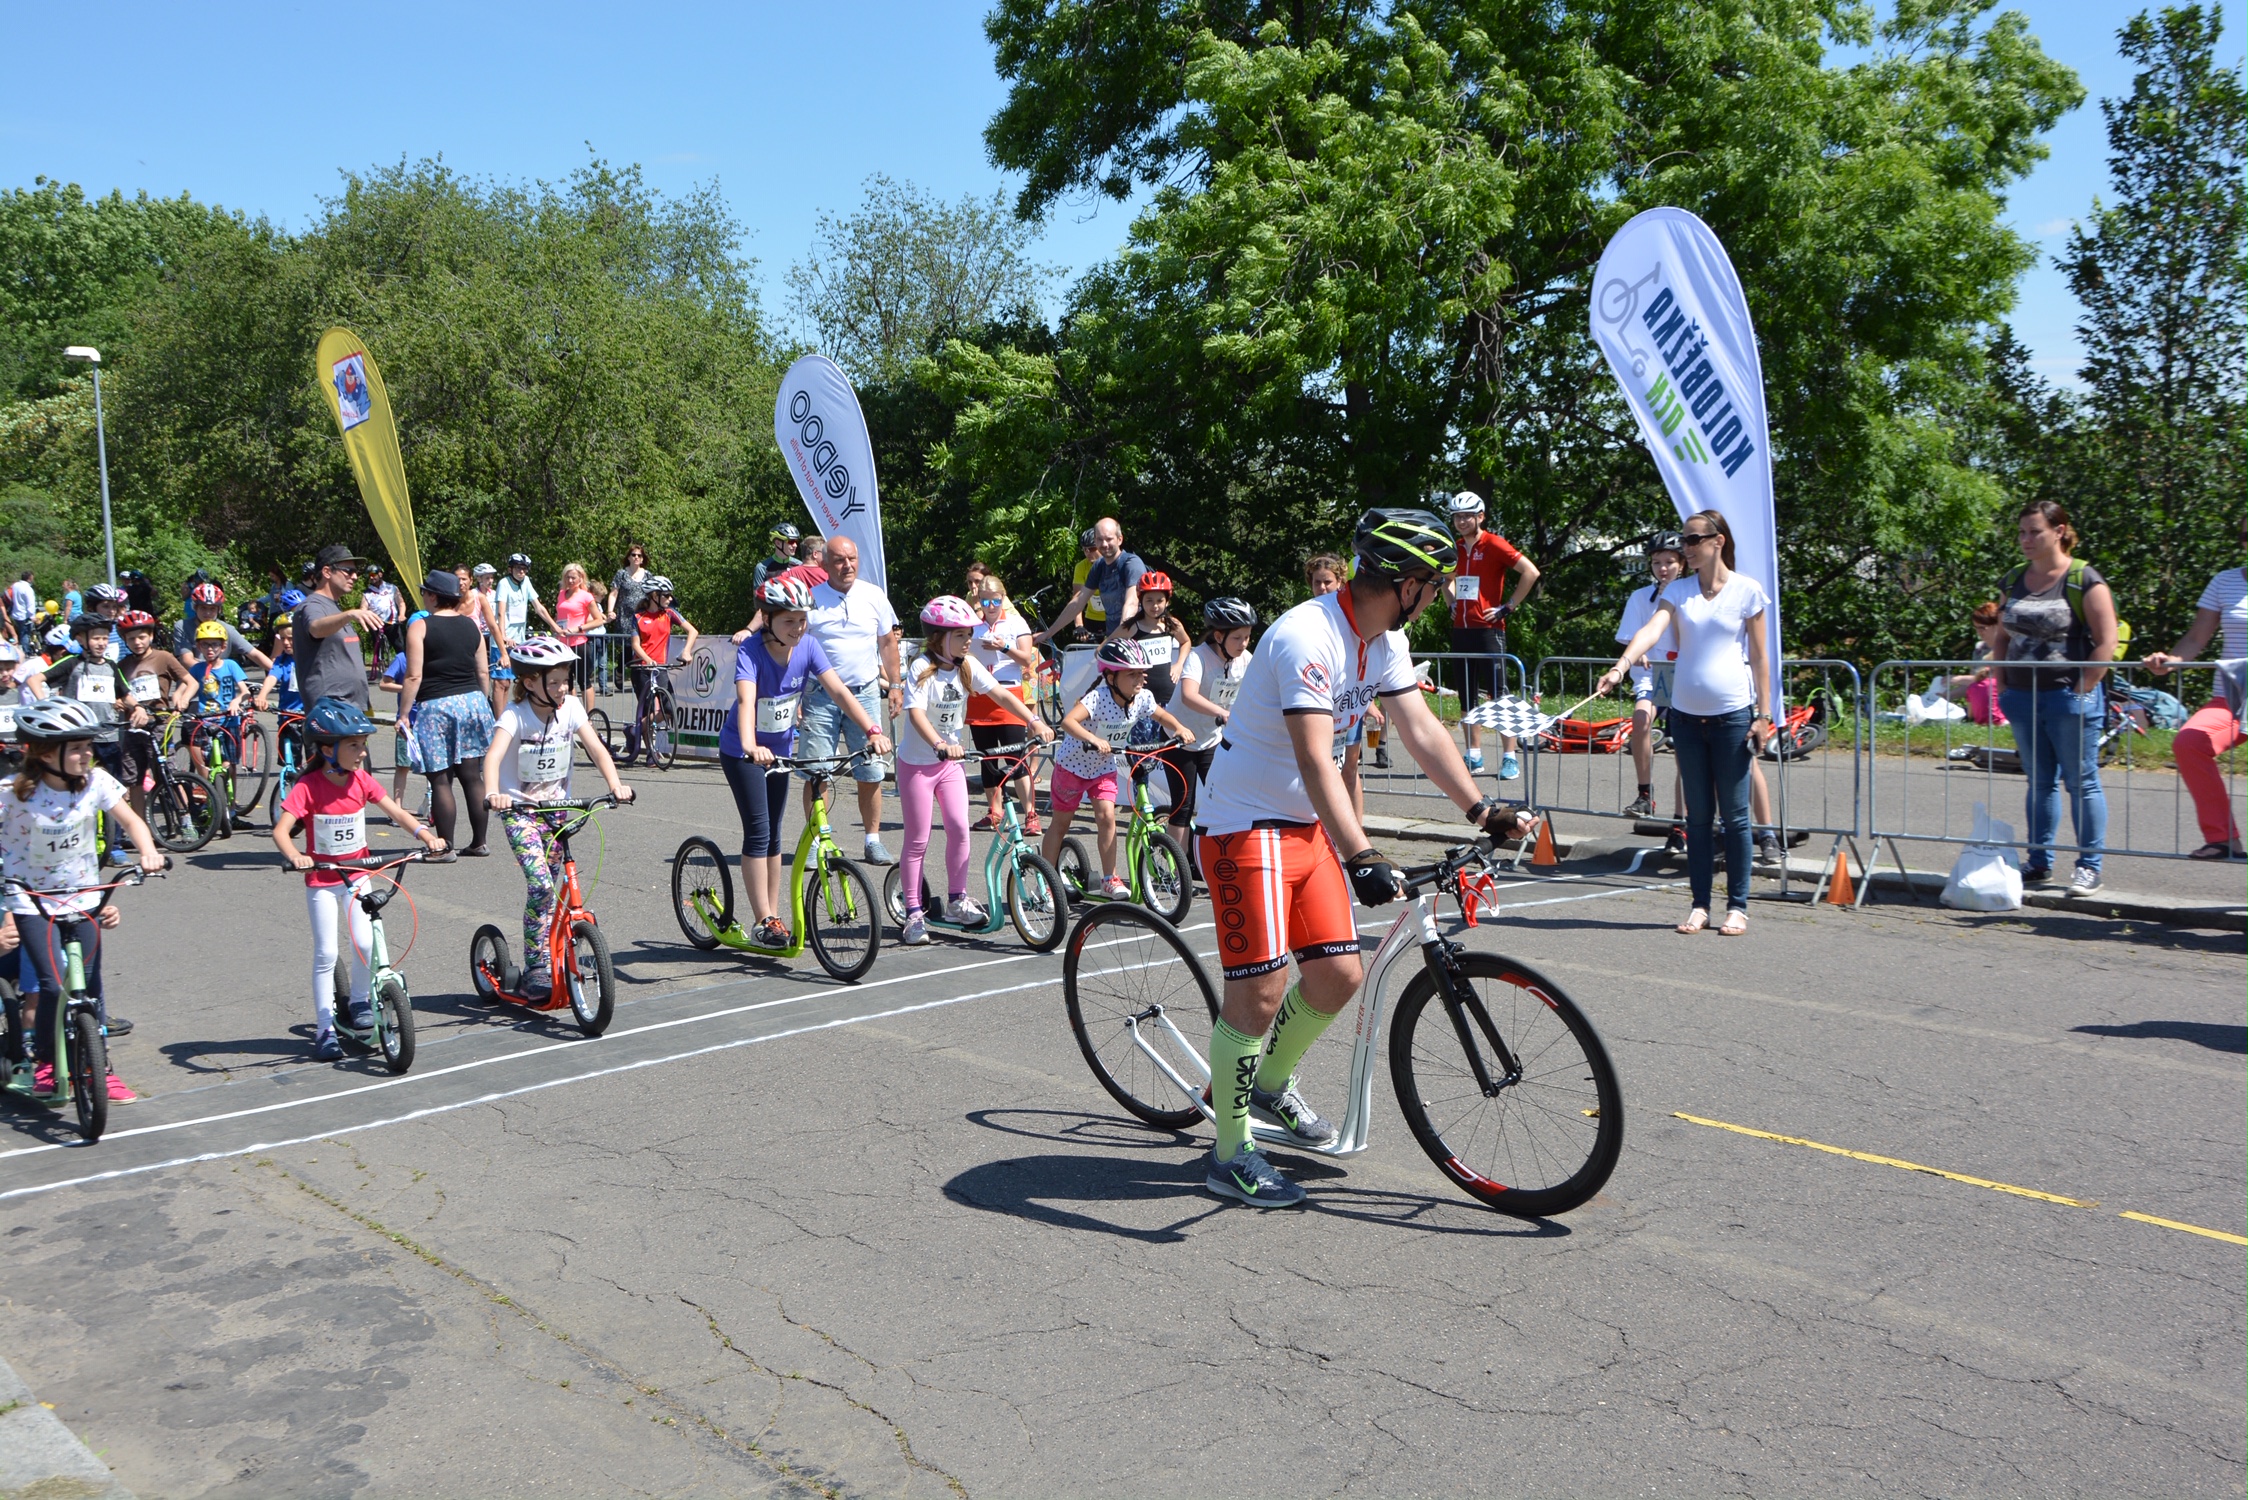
862, 836, 895, 866
946, 895, 989, 926
901, 910, 929, 945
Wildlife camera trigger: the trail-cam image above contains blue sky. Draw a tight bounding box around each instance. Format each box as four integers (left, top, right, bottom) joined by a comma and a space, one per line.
1, 0, 2199, 387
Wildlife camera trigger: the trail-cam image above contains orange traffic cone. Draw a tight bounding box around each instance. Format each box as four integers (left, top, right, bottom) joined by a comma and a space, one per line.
1824, 846, 1855, 905
1530, 815, 1559, 867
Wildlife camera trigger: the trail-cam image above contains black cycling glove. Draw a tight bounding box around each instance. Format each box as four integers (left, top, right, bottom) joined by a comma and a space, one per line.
1344, 849, 1403, 907
1467, 797, 1528, 840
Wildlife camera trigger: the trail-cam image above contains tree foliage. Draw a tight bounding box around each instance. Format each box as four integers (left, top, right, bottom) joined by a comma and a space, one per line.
2054, 4, 2243, 645
786, 175, 1060, 385
952, 0, 2082, 662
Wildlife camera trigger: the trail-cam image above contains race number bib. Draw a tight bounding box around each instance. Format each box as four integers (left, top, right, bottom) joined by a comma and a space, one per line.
28, 814, 91, 886
1211, 672, 1242, 709
1453, 575, 1480, 601
129, 674, 161, 704
313, 811, 367, 858
517, 735, 568, 786
76, 672, 115, 706
1138, 636, 1175, 666
0, 703, 17, 736
756, 691, 800, 735
929, 691, 966, 744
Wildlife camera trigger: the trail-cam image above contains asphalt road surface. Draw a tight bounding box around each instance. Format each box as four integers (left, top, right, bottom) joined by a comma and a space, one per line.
2, 759, 2240, 1498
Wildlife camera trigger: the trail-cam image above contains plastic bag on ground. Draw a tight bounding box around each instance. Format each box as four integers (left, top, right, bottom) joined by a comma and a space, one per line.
1941, 802, 2023, 911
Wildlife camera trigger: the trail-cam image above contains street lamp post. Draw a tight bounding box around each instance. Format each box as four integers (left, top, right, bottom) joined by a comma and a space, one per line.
61, 346, 117, 587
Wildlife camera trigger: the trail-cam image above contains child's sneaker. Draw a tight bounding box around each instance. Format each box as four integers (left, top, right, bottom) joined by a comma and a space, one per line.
947, 895, 990, 926
313, 1032, 343, 1062
105, 1073, 138, 1103
754, 917, 790, 949
901, 910, 929, 945
1101, 876, 1131, 900
31, 1061, 58, 1096
522, 966, 554, 1001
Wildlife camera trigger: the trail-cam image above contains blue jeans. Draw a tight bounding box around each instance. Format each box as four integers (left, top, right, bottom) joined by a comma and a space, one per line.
1669, 706, 1755, 912
1998, 685, 2106, 875
798, 681, 888, 784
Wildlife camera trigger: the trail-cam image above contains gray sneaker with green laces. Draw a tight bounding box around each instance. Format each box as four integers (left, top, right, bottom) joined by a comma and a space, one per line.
1206, 1144, 1307, 1207
1250, 1078, 1340, 1147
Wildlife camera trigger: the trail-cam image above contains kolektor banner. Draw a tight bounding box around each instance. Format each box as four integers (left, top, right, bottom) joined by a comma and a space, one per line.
313, 329, 423, 588
774, 354, 885, 591
1589, 208, 1781, 684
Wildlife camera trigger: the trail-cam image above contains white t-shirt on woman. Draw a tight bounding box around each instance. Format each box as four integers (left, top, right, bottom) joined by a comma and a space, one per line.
1660, 573, 1767, 717
2196, 568, 2248, 661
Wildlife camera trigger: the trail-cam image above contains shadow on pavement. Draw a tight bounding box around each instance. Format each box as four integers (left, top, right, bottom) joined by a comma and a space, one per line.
951, 1109, 1573, 1242
2070, 1020, 2247, 1054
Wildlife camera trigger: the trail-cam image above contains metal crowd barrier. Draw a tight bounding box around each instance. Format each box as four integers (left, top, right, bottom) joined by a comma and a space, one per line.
1864, 659, 2242, 899
1522, 656, 1866, 898
1357, 649, 1528, 804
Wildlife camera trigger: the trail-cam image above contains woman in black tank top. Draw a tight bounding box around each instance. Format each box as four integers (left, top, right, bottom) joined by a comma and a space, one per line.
399, 571, 497, 854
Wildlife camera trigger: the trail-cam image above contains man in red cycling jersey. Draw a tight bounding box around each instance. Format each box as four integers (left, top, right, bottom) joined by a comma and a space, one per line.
1447, 490, 1540, 781
1194, 507, 1530, 1207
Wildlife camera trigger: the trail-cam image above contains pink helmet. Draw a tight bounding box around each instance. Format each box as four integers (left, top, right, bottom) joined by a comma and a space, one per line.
920, 594, 978, 631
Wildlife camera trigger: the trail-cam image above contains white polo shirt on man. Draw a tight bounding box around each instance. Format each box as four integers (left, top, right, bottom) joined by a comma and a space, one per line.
807, 580, 899, 689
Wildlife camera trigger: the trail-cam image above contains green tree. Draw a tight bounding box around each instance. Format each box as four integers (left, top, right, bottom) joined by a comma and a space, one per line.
959, 0, 2082, 661
785, 175, 1059, 385
2056, 5, 2244, 645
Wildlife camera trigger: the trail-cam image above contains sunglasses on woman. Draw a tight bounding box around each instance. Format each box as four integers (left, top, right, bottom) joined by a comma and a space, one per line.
1681, 531, 1722, 547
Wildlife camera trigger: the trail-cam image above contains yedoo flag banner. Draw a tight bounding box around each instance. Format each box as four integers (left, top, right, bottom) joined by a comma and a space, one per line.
313, 328, 423, 588
1589, 208, 1781, 684
774, 354, 886, 591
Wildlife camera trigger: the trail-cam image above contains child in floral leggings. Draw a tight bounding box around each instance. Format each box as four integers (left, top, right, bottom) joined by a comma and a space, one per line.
481, 638, 633, 997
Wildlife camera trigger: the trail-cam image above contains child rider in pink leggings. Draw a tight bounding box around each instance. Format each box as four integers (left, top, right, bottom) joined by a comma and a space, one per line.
895, 596, 1054, 944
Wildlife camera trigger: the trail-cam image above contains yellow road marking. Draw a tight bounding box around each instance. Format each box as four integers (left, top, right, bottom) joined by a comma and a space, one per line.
1671, 1112, 2100, 1206
1674, 1112, 2246, 1248
2118, 1211, 2248, 1246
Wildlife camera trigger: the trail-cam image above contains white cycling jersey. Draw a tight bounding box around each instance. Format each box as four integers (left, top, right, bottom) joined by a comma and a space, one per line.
1197, 591, 1415, 833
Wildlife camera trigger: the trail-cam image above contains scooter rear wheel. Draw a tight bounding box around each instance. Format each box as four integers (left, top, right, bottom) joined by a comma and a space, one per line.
469, 924, 513, 1001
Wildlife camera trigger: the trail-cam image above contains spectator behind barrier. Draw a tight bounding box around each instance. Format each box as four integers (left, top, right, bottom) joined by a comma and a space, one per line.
2143, 540, 2248, 861
1992, 500, 2118, 894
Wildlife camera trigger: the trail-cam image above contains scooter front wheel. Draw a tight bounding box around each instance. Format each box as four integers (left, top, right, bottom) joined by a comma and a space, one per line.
567, 921, 615, 1036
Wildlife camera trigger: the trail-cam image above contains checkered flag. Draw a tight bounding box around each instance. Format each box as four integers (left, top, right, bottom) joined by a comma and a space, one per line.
1460, 694, 1557, 739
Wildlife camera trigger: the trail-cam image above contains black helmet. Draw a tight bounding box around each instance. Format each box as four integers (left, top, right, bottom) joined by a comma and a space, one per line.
506, 552, 532, 569
306, 696, 378, 741
1202, 597, 1257, 629
1352, 508, 1457, 578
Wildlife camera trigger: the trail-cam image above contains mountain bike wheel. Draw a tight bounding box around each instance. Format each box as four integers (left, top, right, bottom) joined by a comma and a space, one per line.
153, 769, 220, 853
230, 720, 271, 815
1006, 852, 1067, 952
584, 708, 613, 764
376, 975, 415, 1074
468, 923, 512, 1001
1063, 903, 1218, 1130
671, 836, 732, 949
67, 1008, 107, 1142
649, 695, 678, 770
1056, 837, 1092, 898
566, 920, 615, 1036
804, 855, 880, 982
1036, 665, 1065, 730
1137, 829, 1193, 925
1388, 953, 1623, 1218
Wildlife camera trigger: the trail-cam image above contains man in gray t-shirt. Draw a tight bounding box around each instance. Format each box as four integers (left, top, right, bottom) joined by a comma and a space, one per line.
292, 545, 386, 709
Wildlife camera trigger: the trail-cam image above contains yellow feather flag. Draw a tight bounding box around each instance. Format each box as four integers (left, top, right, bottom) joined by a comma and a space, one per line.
314, 329, 423, 587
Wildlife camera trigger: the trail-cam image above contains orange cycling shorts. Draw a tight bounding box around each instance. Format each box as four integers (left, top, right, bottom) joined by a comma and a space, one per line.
1198, 823, 1363, 982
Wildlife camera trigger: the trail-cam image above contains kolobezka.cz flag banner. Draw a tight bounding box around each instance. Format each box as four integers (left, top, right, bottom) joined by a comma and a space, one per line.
315, 328, 422, 589
1589, 208, 1782, 687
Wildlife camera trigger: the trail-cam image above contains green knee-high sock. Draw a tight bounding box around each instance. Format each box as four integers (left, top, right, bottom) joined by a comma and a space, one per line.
1255, 983, 1339, 1092
1208, 1018, 1263, 1160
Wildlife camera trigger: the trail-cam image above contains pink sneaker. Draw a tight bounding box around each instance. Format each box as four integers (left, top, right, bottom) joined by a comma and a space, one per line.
1101, 876, 1131, 899
31, 1062, 56, 1095
105, 1073, 138, 1104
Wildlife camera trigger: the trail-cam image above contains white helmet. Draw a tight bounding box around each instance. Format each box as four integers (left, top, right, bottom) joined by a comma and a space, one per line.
506, 634, 576, 670
1447, 490, 1487, 516
16, 697, 104, 742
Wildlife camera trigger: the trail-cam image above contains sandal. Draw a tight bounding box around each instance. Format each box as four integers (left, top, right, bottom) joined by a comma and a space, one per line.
1719, 909, 1749, 937
1674, 908, 1710, 935
2188, 842, 2233, 861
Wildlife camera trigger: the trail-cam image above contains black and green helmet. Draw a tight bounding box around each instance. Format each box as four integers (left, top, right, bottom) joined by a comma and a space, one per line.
1353, 507, 1458, 578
